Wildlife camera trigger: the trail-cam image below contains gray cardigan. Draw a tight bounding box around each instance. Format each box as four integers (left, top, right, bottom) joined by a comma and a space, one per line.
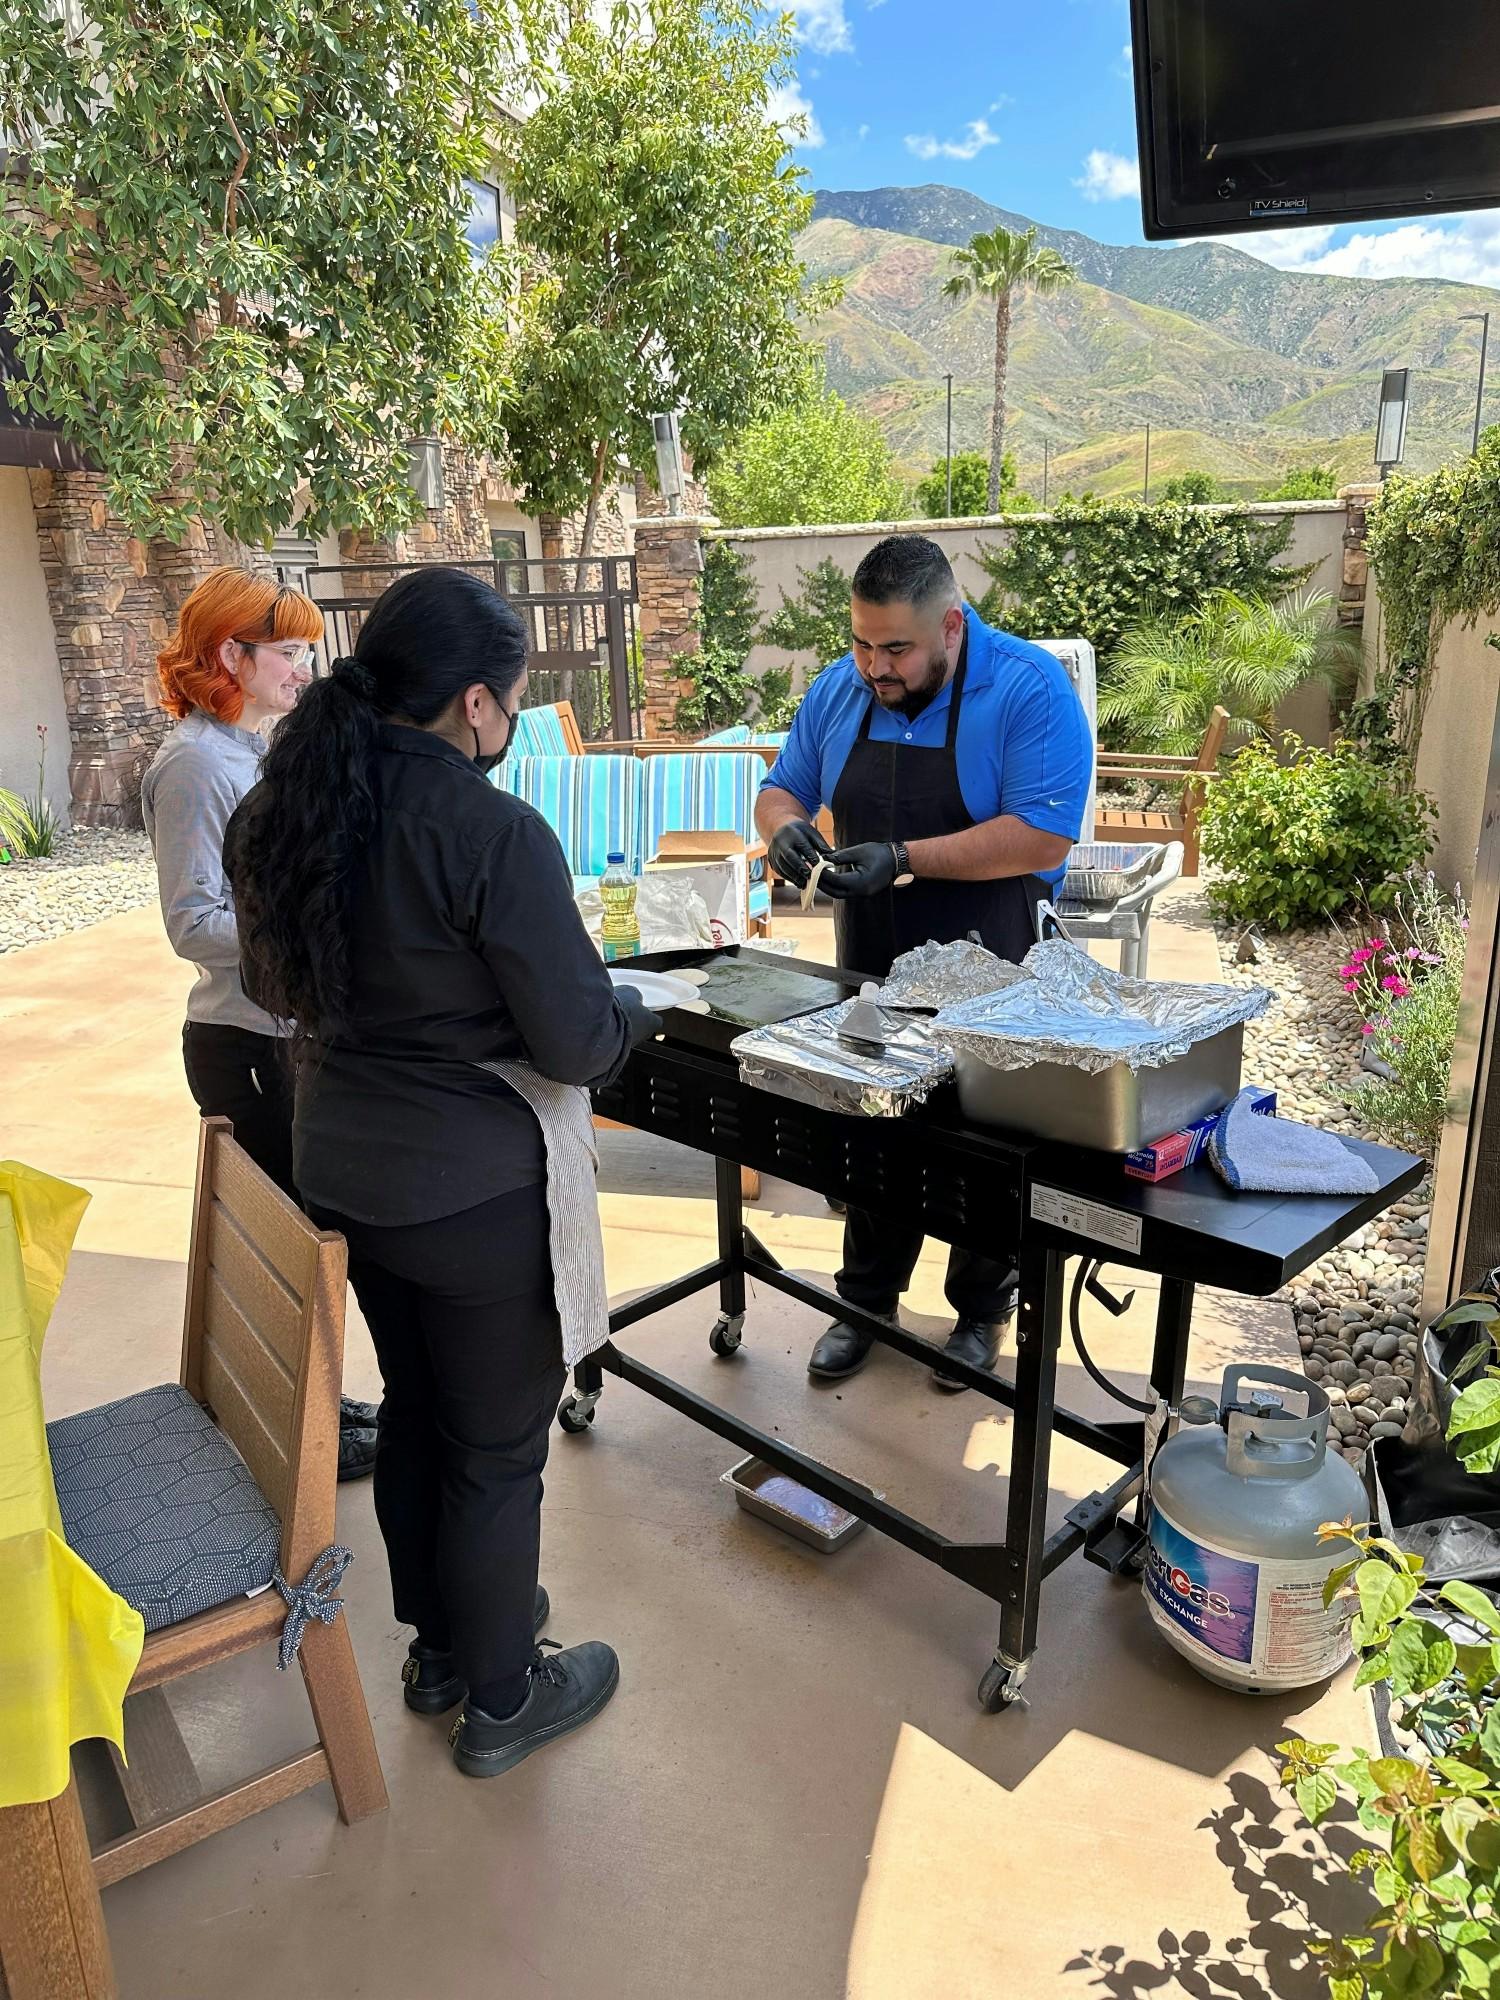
141, 709, 283, 1036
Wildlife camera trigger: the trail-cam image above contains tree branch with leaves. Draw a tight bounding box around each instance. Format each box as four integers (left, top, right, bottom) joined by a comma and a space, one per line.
494, 0, 831, 562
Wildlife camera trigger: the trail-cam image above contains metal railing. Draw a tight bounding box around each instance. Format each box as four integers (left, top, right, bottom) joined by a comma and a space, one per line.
291, 554, 641, 741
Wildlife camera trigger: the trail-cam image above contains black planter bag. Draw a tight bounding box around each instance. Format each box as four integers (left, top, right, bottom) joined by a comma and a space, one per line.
1364, 1266, 1500, 1582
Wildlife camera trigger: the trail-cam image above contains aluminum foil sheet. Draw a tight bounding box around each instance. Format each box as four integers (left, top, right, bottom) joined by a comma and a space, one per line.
879, 939, 1028, 1009
732, 998, 955, 1118
932, 937, 1271, 1075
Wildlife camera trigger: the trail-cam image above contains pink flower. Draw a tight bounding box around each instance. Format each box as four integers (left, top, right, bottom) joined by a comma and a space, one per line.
1360, 1023, 1376, 1036
1381, 975, 1411, 996
1350, 947, 1375, 965
1405, 946, 1423, 959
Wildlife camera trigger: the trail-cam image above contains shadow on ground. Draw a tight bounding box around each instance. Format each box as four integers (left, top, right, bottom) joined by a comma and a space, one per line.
1064, 1771, 1376, 1999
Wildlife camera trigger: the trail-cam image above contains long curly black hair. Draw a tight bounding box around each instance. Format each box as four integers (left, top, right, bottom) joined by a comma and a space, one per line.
230, 565, 527, 1037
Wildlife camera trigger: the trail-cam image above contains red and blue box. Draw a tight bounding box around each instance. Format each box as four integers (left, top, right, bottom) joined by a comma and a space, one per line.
1124, 1087, 1277, 1182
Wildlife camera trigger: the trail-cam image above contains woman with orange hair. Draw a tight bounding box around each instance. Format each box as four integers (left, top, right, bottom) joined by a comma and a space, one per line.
142, 566, 376, 1479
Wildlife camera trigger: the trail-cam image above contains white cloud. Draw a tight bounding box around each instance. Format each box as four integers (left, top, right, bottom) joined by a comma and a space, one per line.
988, 94, 1015, 112
905, 118, 1000, 163
857, 121, 871, 140
1074, 149, 1139, 200
1116, 41, 1133, 77
789, 0, 852, 56
1207, 209, 1500, 286
768, 82, 824, 149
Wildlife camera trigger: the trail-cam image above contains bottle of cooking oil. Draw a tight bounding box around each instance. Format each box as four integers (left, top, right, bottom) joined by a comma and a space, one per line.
599, 852, 640, 963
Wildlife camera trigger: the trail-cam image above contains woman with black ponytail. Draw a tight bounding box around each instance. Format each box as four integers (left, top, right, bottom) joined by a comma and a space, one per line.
227, 565, 658, 1778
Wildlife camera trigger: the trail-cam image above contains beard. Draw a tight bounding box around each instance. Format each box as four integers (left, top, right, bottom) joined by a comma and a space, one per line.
869, 646, 949, 718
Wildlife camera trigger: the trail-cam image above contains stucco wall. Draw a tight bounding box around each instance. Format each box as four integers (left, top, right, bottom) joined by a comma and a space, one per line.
711, 501, 1347, 743
1414, 612, 1500, 896
0, 466, 72, 822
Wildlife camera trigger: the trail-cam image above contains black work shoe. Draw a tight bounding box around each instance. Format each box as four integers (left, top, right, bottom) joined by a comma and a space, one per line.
449, 1640, 620, 1778
402, 1588, 552, 1715
337, 1425, 377, 1481
932, 1315, 1006, 1392
807, 1313, 891, 1380
340, 1394, 380, 1428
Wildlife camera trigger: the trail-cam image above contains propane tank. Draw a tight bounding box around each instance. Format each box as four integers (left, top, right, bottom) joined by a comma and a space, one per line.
1144, 1364, 1366, 1692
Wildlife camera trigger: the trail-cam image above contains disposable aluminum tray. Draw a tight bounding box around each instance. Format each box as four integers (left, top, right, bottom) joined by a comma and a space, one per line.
721, 1456, 874, 1550
951, 1020, 1245, 1151
1060, 841, 1160, 906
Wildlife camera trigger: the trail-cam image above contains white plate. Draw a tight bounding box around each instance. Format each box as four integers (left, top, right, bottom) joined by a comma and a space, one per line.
607, 968, 699, 1010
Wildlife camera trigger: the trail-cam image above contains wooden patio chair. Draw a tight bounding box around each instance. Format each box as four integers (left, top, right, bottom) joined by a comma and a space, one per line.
73, 1117, 387, 1889
1094, 705, 1230, 876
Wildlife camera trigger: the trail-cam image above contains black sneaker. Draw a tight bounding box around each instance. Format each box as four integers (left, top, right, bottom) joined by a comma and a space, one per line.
401, 1587, 552, 1715
337, 1425, 377, 1482
449, 1640, 620, 1779
340, 1394, 381, 1428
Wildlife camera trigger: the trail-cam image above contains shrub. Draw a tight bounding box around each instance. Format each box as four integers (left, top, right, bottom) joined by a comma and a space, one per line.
1158, 470, 1223, 505
1263, 465, 1338, 502
1280, 1394, 1500, 2000
1200, 735, 1435, 930
759, 556, 851, 667
700, 542, 760, 660
673, 644, 756, 735
1101, 588, 1361, 757
1336, 875, 1469, 1157
916, 450, 1034, 517
974, 497, 1310, 666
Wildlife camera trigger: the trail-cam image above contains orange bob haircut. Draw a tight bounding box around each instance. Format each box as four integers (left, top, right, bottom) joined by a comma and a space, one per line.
156, 567, 324, 723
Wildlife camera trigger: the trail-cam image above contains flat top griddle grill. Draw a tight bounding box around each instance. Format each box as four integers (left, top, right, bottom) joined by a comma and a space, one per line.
620, 944, 862, 1056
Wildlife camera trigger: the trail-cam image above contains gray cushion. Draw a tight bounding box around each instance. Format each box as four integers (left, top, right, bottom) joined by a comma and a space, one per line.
48, 1383, 280, 1633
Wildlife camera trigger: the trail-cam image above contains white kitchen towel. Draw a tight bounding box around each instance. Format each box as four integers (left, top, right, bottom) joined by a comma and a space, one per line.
476, 1060, 610, 1366
1208, 1087, 1379, 1196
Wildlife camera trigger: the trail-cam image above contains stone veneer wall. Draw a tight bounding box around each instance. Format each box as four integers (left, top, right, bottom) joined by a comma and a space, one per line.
633, 516, 711, 738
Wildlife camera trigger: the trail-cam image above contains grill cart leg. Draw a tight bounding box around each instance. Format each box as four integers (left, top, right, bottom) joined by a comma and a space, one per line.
979, 1246, 1065, 1712
710, 1155, 747, 1359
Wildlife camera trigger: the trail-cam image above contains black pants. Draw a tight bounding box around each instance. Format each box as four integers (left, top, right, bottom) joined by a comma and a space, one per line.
182, 1023, 296, 1200
310, 1182, 565, 1715
837, 1205, 1017, 1323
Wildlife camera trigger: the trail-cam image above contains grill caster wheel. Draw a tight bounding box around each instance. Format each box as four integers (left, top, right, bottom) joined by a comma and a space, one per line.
977, 1661, 1029, 1714
558, 1395, 596, 1435
709, 1317, 743, 1358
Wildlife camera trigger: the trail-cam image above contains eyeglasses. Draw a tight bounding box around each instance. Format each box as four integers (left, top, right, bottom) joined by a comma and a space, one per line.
235, 639, 316, 669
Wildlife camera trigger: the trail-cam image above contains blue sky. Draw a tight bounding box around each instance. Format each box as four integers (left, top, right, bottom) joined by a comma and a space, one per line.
772, 0, 1500, 286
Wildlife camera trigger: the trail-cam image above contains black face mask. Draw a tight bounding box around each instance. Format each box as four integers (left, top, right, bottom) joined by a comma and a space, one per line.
472, 705, 516, 776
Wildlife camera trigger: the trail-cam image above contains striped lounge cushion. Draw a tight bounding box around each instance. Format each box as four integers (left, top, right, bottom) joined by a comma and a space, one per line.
497, 753, 643, 877
700, 724, 752, 745
510, 705, 574, 759
640, 750, 767, 886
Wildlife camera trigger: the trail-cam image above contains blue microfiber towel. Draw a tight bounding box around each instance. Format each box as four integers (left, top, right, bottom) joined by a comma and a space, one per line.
1208, 1087, 1379, 1195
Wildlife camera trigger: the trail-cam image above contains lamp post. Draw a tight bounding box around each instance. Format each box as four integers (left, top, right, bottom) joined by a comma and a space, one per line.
944, 374, 953, 516
1460, 311, 1491, 456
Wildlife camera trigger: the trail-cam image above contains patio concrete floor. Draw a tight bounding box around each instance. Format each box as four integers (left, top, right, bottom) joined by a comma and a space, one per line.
2, 883, 1376, 2000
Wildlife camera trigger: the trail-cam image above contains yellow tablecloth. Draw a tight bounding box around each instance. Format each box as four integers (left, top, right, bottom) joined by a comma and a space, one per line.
0, 1163, 144, 1808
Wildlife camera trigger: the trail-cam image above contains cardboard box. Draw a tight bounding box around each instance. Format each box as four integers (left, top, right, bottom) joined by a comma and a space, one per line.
1123, 1087, 1277, 1182
647, 831, 750, 946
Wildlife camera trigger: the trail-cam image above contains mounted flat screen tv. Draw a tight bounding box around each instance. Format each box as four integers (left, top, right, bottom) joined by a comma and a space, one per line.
1131, 0, 1500, 240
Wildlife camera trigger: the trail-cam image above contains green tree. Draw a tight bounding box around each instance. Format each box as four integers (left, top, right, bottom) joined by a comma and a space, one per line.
1099, 589, 1362, 755
496, 0, 826, 559
1262, 465, 1338, 501
707, 384, 907, 529
941, 226, 1074, 513
916, 449, 1033, 517
1158, 470, 1223, 505
0, 0, 523, 543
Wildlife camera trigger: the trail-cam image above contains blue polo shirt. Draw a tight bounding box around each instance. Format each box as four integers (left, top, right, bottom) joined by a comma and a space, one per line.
763, 607, 1093, 885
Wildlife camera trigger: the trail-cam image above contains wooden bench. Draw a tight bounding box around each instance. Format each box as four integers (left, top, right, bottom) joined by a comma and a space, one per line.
1094, 705, 1229, 877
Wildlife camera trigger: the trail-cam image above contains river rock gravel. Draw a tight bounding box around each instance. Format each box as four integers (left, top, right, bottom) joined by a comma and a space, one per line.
0, 830, 158, 955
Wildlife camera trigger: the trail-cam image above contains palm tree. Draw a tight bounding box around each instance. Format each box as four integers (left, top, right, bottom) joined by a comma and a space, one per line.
942, 226, 1075, 511
1098, 589, 1364, 757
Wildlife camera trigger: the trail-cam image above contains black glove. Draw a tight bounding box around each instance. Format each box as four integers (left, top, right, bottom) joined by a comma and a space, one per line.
767, 817, 832, 889
613, 985, 664, 1045
818, 843, 900, 898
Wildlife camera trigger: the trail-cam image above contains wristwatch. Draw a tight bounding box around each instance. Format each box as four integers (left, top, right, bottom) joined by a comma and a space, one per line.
890, 840, 915, 887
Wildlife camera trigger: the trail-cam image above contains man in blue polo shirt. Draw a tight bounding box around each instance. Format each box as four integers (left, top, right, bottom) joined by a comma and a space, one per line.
755, 534, 1092, 1388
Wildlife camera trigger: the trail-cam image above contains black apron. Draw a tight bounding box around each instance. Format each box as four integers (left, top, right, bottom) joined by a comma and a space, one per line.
830, 654, 1050, 981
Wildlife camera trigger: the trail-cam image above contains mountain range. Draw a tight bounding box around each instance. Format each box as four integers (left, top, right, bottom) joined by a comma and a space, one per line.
800, 186, 1498, 498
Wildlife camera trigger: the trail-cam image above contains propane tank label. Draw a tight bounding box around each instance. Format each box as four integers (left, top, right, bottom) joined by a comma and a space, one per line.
1145, 1507, 1352, 1685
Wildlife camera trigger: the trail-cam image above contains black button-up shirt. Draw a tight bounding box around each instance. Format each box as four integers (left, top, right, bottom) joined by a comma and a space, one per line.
229, 723, 632, 1226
